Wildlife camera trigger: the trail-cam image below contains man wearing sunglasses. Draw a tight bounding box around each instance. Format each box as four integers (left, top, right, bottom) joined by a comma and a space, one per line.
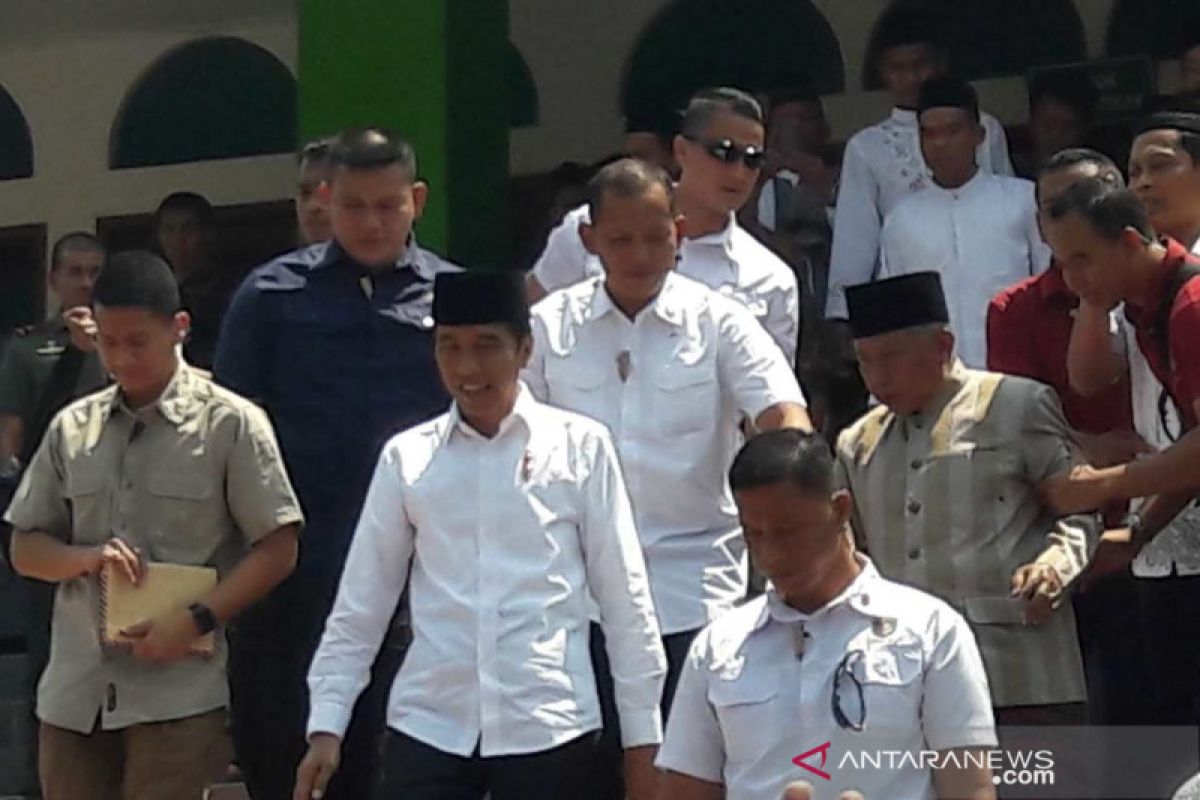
527, 87, 799, 366
657, 429, 997, 800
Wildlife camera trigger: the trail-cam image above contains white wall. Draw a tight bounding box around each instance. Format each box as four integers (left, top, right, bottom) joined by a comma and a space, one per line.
0, 14, 297, 270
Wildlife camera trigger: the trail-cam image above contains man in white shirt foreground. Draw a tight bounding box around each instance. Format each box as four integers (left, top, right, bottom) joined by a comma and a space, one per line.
526, 87, 800, 365
525, 158, 809, 797
656, 429, 998, 800
880, 76, 1049, 368
294, 272, 667, 800
825, 6, 1013, 320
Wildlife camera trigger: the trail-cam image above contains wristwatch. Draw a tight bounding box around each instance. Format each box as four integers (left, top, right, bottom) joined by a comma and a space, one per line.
188, 603, 218, 636
1122, 511, 1146, 542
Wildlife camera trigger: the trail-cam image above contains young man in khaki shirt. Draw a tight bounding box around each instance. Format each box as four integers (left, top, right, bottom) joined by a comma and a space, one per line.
4, 251, 303, 799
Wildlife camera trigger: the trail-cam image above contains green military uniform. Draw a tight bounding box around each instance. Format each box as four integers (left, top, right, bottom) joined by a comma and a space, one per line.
0, 318, 108, 462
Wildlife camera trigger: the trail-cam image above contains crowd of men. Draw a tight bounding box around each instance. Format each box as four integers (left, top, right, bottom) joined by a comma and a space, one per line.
4, 7, 1200, 800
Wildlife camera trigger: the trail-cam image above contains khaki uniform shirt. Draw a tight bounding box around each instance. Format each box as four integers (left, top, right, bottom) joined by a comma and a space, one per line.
835, 363, 1098, 708
3, 362, 303, 733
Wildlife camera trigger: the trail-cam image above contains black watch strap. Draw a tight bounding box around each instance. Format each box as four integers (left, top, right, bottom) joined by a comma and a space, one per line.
188, 603, 218, 636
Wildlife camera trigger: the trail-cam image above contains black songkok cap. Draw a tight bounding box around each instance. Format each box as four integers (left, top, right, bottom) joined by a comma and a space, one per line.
1134, 111, 1200, 139
918, 76, 980, 121
433, 271, 529, 329
846, 272, 950, 339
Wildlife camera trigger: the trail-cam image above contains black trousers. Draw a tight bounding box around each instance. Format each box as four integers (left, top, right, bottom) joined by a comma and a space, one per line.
1136, 572, 1200, 726
376, 729, 601, 800
1071, 570, 1146, 725
589, 625, 699, 800
228, 571, 409, 800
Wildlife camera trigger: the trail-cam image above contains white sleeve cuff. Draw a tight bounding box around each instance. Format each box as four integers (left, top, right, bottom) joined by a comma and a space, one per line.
307, 700, 354, 741
617, 705, 663, 749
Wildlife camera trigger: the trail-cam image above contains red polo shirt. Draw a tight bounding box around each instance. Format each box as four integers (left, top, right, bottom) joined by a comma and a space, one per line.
988, 264, 1133, 434
1124, 238, 1200, 429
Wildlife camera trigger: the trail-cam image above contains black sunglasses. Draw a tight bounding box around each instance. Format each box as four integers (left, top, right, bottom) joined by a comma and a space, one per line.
832, 650, 867, 732
685, 136, 767, 170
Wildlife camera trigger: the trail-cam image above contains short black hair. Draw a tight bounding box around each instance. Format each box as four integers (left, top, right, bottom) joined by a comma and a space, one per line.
1037, 148, 1124, 187
765, 85, 825, 116
298, 136, 334, 168
155, 192, 213, 227
729, 429, 836, 495
1029, 71, 1099, 123
329, 127, 418, 180
680, 87, 764, 139
50, 232, 105, 272
1046, 177, 1155, 242
93, 250, 181, 320
586, 158, 675, 222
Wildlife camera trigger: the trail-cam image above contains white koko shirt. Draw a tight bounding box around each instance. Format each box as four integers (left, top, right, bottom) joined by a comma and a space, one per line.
531, 206, 799, 365
826, 106, 1014, 319
307, 387, 667, 756
879, 170, 1051, 368
524, 273, 806, 634
657, 557, 997, 800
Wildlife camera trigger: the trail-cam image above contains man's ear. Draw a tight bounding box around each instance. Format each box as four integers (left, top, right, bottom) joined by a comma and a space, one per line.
174, 310, 192, 340
673, 214, 687, 246
580, 220, 599, 256
1119, 226, 1149, 252
317, 182, 333, 204
411, 181, 429, 220
672, 133, 690, 167
831, 489, 853, 528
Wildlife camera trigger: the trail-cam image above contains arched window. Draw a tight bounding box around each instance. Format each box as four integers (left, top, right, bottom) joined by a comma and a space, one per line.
508, 42, 539, 129
0, 85, 32, 180
1107, 0, 1200, 60
110, 36, 296, 169
621, 0, 844, 125
863, 0, 1087, 90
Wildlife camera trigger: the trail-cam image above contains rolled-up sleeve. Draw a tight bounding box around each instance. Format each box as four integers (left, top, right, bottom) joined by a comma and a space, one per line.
521, 303, 552, 402
531, 207, 594, 293
717, 299, 806, 420
655, 632, 724, 783
307, 440, 414, 739
763, 271, 800, 366
580, 427, 667, 748
226, 404, 304, 545
921, 606, 999, 752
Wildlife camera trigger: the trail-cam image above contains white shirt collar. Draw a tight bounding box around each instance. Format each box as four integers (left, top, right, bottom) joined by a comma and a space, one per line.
757, 554, 883, 629
441, 382, 538, 446
588, 273, 687, 328
889, 107, 919, 126
685, 212, 737, 256
930, 167, 987, 200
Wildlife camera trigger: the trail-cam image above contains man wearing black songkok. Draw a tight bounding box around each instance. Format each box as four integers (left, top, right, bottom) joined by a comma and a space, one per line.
834, 273, 1101, 743
294, 271, 668, 800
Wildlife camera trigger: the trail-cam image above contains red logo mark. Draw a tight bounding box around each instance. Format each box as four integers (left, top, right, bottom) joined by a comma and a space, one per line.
793, 741, 833, 781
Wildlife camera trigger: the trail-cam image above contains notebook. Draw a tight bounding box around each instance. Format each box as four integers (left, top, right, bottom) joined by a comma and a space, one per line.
100, 561, 219, 656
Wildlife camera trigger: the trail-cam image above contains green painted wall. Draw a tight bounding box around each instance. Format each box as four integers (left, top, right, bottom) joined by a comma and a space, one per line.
297, 1, 510, 268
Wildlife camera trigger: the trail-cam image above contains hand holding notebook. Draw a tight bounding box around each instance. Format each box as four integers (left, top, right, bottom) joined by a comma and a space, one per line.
101, 561, 219, 657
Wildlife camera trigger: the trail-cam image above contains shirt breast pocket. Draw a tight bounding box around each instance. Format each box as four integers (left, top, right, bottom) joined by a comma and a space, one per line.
654, 362, 718, 436
708, 671, 779, 764
544, 357, 606, 419
144, 473, 219, 564
853, 642, 923, 737
64, 467, 108, 545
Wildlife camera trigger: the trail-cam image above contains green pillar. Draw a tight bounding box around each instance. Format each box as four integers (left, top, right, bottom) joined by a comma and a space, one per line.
298, 1, 510, 269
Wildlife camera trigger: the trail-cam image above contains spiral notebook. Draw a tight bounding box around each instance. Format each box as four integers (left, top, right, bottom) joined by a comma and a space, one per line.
100, 561, 218, 656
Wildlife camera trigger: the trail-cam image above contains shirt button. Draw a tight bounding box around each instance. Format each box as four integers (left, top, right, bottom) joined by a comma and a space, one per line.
908, 547, 922, 560
906, 498, 922, 515
421, 315, 434, 329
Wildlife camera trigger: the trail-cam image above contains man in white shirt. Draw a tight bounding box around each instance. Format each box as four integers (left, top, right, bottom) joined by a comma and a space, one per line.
825, 8, 1013, 320
526, 87, 800, 365
526, 157, 809, 705
657, 429, 997, 800
879, 77, 1050, 368
294, 272, 667, 800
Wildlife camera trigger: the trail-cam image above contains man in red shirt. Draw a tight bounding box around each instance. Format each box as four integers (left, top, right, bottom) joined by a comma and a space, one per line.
1042, 180, 1200, 566
987, 149, 1144, 729
988, 149, 1138, 461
